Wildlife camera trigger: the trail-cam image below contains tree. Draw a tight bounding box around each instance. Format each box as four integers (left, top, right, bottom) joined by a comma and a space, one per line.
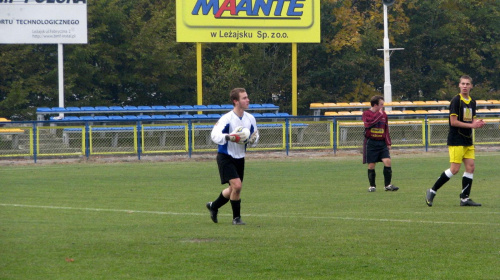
0, 0, 498, 119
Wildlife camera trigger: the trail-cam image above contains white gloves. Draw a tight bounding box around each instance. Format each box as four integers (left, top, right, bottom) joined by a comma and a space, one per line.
225, 127, 249, 144
248, 131, 259, 144
225, 127, 257, 145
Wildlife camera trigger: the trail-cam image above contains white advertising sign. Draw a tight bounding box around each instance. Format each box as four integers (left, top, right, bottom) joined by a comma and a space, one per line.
0, 0, 87, 44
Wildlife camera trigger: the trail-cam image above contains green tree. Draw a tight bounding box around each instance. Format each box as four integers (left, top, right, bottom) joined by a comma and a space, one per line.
1, 0, 498, 119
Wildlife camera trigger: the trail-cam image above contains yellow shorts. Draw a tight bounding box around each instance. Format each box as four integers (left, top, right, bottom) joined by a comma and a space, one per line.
448, 145, 475, 163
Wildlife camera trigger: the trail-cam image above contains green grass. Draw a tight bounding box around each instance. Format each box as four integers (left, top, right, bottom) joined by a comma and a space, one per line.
1, 152, 499, 279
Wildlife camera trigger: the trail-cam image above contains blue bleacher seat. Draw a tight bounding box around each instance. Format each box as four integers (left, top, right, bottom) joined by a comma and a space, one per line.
138, 106, 152, 110
207, 105, 221, 109
179, 105, 194, 110
179, 114, 194, 119
221, 104, 233, 109
79, 116, 95, 121
252, 113, 262, 117
151, 106, 166, 110
122, 115, 139, 120
192, 114, 208, 119
207, 114, 221, 118
54, 116, 79, 121
261, 104, 277, 108
143, 125, 186, 131
51, 107, 66, 112
94, 116, 109, 121
109, 106, 124, 111
164, 105, 180, 110
276, 113, 290, 116
151, 115, 166, 119
164, 115, 180, 119
137, 115, 152, 120
80, 107, 95, 111
262, 113, 277, 117
66, 107, 81, 111
108, 116, 123, 120
249, 104, 262, 108
123, 106, 138, 110
258, 123, 280, 128
93, 127, 133, 132
37, 107, 51, 112
194, 105, 208, 110
94, 106, 110, 111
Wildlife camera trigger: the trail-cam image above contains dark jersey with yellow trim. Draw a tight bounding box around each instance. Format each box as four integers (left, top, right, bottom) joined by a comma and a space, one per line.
447, 94, 476, 146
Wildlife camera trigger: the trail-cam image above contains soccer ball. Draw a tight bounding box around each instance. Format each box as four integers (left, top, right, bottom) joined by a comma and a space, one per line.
235, 126, 251, 142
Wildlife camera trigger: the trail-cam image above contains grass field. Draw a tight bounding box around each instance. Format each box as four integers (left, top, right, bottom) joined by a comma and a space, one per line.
1, 152, 499, 279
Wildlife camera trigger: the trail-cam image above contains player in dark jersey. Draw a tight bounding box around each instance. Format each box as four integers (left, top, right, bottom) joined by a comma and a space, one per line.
426, 75, 485, 207
362, 95, 399, 192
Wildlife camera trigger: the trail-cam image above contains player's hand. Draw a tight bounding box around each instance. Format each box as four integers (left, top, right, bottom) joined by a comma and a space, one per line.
228, 127, 249, 144
248, 131, 259, 144
473, 119, 486, 128
225, 134, 240, 143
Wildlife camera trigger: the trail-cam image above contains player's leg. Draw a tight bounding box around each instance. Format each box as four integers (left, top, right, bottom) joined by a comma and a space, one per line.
206, 153, 234, 223
230, 157, 245, 225
367, 162, 376, 192
426, 146, 462, 206
381, 157, 398, 191
365, 139, 378, 192
460, 146, 481, 206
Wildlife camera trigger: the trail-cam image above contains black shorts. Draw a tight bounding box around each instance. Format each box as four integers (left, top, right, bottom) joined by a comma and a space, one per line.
216, 153, 245, 184
363, 138, 390, 164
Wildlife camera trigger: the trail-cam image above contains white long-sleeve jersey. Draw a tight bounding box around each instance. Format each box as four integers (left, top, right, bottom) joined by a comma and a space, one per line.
211, 110, 259, 159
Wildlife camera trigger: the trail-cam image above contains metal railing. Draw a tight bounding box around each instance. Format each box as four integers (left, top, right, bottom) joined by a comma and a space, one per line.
1, 114, 499, 163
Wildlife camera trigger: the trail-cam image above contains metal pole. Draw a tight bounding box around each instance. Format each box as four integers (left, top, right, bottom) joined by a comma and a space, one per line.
58, 43, 64, 118
383, 4, 392, 106
196, 43, 203, 114
292, 43, 297, 116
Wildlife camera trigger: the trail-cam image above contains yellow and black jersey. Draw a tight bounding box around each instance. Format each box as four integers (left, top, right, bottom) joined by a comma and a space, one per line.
447, 94, 476, 146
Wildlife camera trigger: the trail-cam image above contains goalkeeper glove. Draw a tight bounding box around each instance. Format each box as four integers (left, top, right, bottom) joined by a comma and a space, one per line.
226, 127, 249, 144
225, 134, 240, 143
248, 131, 259, 144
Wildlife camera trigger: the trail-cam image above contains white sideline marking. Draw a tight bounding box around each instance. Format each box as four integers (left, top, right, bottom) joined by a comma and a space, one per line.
1, 203, 498, 226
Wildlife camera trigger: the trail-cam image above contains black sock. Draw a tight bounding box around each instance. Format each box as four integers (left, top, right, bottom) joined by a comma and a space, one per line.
383, 166, 392, 186
230, 199, 241, 219
432, 172, 451, 192
211, 192, 229, 210
368, 169, 376, 187
461, 177, 473, 199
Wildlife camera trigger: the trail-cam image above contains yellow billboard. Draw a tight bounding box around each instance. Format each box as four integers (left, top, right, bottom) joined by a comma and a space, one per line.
176, 0, 320, 43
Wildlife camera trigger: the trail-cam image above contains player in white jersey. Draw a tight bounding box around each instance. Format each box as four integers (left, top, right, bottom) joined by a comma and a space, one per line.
206, 88, 259, 225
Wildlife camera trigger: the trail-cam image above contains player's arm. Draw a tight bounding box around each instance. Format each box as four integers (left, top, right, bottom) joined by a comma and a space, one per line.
362, 111, 384, 128
248, 118, 259, 147
211, 117, 231, 145
385, 119, 392, 147
450, 115, 485, 129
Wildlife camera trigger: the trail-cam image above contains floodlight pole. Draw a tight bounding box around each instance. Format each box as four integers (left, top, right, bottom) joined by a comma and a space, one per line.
382, 4, 391, 105
378, 3, 403, 111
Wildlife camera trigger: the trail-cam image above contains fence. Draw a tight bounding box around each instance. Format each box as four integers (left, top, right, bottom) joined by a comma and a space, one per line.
1, 114, 499, 163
